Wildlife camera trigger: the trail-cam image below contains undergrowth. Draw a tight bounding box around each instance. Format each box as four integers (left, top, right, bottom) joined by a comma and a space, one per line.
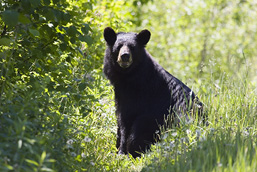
86, 71, 257, 172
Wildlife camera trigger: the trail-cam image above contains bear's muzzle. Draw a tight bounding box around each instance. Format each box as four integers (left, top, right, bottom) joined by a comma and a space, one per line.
117, 45, 133, 68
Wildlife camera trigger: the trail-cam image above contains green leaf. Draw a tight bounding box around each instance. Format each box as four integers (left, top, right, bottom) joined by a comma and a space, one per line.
3, 165, 13, 170
29, 28, 40, 37
2, 10, 19, 27
85, 35, 93, 46
43, 0, 51, 5
29, 0, 41, 7
79, 34, 89, 43
78, 35, 86, 42
21, 0, 31, 11
70, 37, 76, 44
52, 0, 59, 4
44, 9, 55, 21
0, 38, 12, 46
40, 151, 46, 163
18, 14, 31, 24
81, 24, 90, 35
60, 43, 67, 51
26, 159, 39, 166
67, 26, 78, 37
82, 2, 93, 10
79, 83, 87, 91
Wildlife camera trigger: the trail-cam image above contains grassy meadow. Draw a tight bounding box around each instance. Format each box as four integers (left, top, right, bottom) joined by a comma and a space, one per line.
83, 67, 257, 172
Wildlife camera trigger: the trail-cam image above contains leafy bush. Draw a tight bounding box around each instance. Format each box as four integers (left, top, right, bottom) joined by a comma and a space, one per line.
0, 0, 135, 171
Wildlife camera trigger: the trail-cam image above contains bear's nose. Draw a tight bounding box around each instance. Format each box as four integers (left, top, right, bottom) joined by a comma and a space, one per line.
121, 53, 130, 62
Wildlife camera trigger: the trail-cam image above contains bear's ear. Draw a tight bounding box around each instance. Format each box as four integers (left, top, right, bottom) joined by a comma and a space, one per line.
137, 29, 151, 46
104, 27, 117, 46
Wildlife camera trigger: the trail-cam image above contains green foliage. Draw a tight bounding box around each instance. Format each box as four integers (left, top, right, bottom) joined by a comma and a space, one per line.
140, 74, 257, 171
0, 0, 257, 171
0, 0, 97, 170
137, 0, 257, 82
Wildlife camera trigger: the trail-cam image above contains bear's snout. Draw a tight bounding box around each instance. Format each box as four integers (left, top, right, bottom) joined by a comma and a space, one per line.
117, 45, 133, 68
121, 53, 130, 62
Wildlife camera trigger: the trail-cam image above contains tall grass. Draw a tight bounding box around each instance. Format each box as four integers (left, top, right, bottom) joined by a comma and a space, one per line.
86, 69, 256, 171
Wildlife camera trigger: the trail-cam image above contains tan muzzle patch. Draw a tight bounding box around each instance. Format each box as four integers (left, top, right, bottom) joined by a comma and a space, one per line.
117, 45, 133, 68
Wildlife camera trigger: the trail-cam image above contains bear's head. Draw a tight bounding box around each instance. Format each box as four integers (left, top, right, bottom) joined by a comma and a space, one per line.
104, 27, 151, 69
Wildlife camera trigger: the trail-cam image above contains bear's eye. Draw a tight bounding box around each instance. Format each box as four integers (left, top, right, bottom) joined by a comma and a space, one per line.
112, 44, 122, 53
128, 45, 135, 51
117, 44, 123, 50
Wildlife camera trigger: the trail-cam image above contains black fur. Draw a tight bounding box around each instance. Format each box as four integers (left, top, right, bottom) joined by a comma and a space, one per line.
103, 27, 203, 158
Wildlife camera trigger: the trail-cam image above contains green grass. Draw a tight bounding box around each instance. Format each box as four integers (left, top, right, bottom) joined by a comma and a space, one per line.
86, 72, 257, 172
0, 66, 255, 172
1, 66, 255, 172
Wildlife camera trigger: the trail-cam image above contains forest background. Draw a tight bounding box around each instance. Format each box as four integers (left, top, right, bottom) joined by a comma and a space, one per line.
0, 0, 257, 171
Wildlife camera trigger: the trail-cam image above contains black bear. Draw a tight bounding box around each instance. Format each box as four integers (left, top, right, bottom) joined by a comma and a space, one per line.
103, 27, 203, 158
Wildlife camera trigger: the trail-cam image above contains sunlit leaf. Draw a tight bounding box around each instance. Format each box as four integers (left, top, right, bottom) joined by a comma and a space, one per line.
26, 159, 39, 166
18, 139, 22, 149
40, 151, 46, 163
3, 164, 13, 170
41, 167, 55, 172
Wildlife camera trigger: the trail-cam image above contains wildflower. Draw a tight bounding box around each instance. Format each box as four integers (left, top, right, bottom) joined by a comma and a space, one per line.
196, 129, 201, 138
81, 153, 86, 158
162, 133, 168, 140
180, 137, 186, 143
200, 134, 206, 141
83, 136, 92, 142
48, 23, 53, 27
171, 132, 177, 137
190, 90, 193, 96
214, 84, 221, 89
170, 141, 175, 148
243, 130, 249, 136
67, 139, 74, 145
186, 119, 193, 124
164, 146, 171, 151
186, 129, 191, 135
99, 98, 107, 105
70, 152, 76, 157
102, 113, 107, 117
217, 162, 222, 167
210, 128, 215, 132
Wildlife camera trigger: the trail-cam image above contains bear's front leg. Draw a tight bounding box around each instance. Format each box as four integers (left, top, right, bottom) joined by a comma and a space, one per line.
116, 126, 121, 150
117, 126, 128, 155
126, 116, 160, 158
